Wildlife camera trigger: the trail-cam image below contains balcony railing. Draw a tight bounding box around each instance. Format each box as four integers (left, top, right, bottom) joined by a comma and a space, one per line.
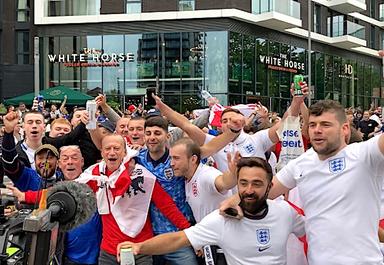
252, 0, 300, 19
329, 19, 365, 40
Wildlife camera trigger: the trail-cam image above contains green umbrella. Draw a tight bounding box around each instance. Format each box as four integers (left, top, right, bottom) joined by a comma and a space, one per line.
5, 86, 94, 105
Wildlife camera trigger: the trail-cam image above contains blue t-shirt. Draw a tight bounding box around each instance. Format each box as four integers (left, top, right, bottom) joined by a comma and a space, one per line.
135, 149, 194, 234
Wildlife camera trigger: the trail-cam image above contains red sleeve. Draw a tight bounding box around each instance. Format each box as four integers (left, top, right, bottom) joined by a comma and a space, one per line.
24, 190, 41, 204
151, 181, 191, 230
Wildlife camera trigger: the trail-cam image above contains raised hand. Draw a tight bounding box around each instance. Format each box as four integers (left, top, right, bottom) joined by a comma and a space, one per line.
95, 94, 107, 108
3, 112, 20, 134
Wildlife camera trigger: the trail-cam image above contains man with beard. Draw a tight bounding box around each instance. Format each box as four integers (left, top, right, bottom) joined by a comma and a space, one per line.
116, 157, 305, 265
222, 100, 384, 265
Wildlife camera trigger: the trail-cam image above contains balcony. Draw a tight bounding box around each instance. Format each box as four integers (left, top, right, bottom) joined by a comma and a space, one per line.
251, 0, 301, 30
325, 0, 366, 14
329, 20, 366, 49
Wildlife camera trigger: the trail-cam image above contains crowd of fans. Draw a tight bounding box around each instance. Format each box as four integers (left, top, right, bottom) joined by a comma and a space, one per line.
0, 84, 384, 265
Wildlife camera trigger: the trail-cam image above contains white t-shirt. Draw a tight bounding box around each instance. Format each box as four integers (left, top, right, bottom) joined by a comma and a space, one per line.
204, 129, 273, 172
186, 163, 230, 222
184, 200, 305, 265
20, 142, 36, 170
277, 136, 384, 265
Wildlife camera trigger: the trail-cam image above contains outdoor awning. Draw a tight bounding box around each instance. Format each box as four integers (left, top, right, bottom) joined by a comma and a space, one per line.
5, 85, 94, 105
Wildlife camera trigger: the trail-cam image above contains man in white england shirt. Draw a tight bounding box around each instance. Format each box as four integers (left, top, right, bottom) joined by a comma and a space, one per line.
272, 100, 384, 265
222, 99, 384, 265
116, 157, 305, 265
170, 137, 237, 222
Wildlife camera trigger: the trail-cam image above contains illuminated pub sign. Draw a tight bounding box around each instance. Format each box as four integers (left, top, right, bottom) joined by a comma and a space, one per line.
259, 53, 305, 73
47, 48, 135, 67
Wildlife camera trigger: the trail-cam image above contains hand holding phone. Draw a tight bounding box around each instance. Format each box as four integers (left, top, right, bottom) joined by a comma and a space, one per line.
146, 87, 157, 107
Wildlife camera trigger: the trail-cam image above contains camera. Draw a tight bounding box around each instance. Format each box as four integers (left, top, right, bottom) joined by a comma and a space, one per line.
0, 182, 96, 265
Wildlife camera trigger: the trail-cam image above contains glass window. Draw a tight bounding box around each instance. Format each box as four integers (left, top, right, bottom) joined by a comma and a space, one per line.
58, 36, 81, 88
80, 35, 102, 93
17, 0, 30, 22
16, 31, 30, 64
179, 0, 195, 11
370, 25, 376, 49
159, 33, 181, 94
255, 38, 268, 97
313, 4, 321, 33
102, 35, 124, 98
242, 35, 255, 99
380, 4, 384, 21
228, 32, 242, 94
204, 31, 228, 104
126, 0, 141, 14
125, 33, 156, 105
48, 0, 100, 16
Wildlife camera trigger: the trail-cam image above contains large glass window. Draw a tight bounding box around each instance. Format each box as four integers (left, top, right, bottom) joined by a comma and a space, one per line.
126, 0, 141, 14
228, 32, 242, 97
17, 0, 30, 22
204, 31, 228, 104
102, 35, 124, 99
380, 4, 384, 21
313, 4, 321, 33
179, 0, 195, 11
48, 0, 100, 16
80, 35, 102, 93
16, 31, 30, 64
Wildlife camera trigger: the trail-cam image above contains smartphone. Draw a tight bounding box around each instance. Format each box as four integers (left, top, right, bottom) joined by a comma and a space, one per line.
146, 87, 157, 107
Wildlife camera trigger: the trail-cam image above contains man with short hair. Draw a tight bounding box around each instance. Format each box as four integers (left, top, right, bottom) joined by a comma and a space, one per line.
127, 117, 145, 146
49, 118, 72, 138
117, 157, 305, 265
78, 134, 191, 265
135, 115, 241, 265
15, 111, 89, 169
170, 138, 235, 222
2, 112, 102, 265
223, 99, 384, 265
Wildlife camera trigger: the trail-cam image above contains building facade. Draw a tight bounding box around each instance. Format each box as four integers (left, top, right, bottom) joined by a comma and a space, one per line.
19, 0, 384, 112
0, 0, 36, 100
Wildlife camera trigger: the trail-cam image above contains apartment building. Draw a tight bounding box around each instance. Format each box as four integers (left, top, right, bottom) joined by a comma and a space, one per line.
0, 0, 36, 100
12, 0, 384, 111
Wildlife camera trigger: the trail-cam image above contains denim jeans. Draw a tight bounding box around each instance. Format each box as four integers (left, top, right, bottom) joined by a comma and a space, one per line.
152, 246, 198, 265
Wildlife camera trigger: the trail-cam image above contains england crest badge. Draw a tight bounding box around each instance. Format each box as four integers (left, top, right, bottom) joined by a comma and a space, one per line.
164, 168, 174, 180
329, 157, 346, 174
256, 229, 270, 245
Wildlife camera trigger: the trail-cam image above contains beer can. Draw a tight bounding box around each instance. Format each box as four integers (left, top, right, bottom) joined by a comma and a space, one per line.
293, 75, 304, 96
120, 247, 135, 265
86, 100, 97, 130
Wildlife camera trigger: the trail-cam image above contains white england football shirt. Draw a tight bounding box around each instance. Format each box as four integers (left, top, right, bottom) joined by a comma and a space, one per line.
184, 200, 305, 265
204, 129, 273, 172
185, 163, 230, 222
277, 136, 384, 265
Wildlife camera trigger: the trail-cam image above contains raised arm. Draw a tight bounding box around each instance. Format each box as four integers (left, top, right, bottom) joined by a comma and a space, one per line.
154, 94, 206, 146
2, 112, 23, 180
95, 94, 121, 123
59, 95, 67, 114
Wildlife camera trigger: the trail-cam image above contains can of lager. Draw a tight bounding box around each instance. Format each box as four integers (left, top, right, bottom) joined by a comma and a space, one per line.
293, 75, 304, 96
120, 247, 135, 265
